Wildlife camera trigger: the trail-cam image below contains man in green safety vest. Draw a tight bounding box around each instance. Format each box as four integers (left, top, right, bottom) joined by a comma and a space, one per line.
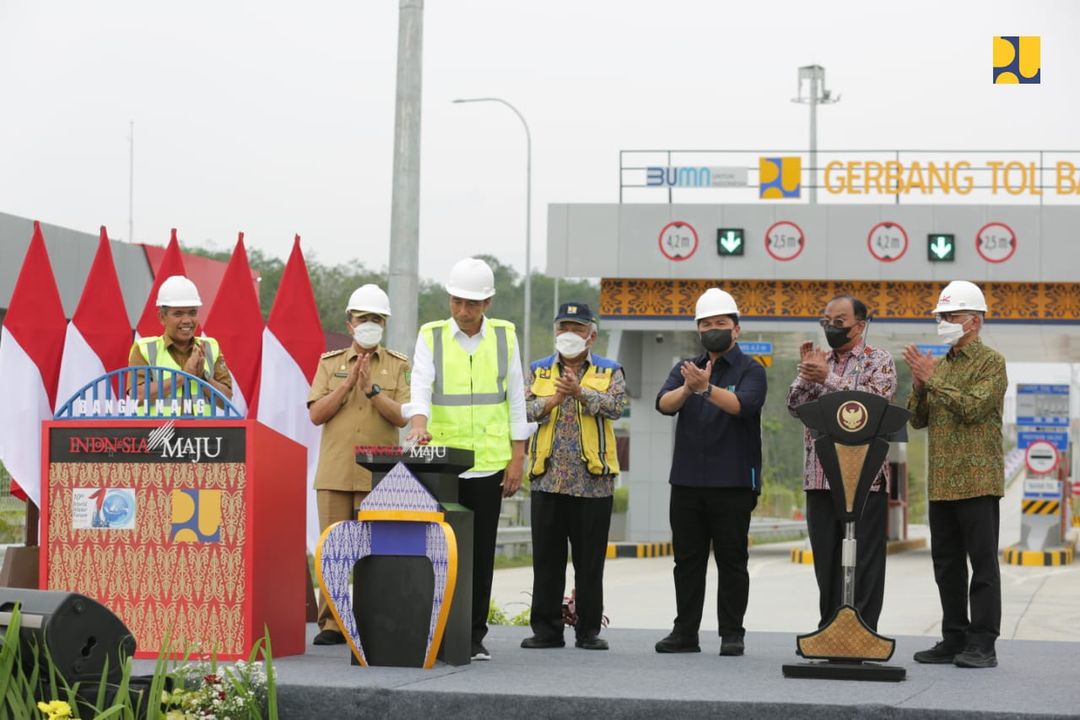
404, 257, 534, 662
129, 275, 233, 414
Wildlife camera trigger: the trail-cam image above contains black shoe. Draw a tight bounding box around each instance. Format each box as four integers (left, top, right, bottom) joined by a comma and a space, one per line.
471, 642, 491, 661
720, 634, 745, 656
575, 636, 609, 651
913, 640, 963, 664
312, 629, 346, 646
655, 632, 701, 654
954, 646, 997, 668
521, 635, 566, 649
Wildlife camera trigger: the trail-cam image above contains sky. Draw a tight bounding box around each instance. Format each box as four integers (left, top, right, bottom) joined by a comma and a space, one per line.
1, 0, 1076, 282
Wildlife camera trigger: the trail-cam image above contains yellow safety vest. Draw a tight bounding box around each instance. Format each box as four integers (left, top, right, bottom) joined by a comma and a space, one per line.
133, 336, 220, 417
423, 318, 515, 473
527, 354, 621, 478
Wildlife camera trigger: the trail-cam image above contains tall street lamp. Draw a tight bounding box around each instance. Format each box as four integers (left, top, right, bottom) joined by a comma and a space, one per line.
452, 97, 532, 368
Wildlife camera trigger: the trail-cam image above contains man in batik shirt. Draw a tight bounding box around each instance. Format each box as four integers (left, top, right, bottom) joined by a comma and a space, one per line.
903, 280, 1006, 670
520, 303, 626, 652
787, 294, 897, 630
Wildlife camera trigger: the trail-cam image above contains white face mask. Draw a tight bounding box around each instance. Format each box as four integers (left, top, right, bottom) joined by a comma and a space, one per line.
555, 331, 588, 358
353, 321, 383, 349
936, 319, 967, 346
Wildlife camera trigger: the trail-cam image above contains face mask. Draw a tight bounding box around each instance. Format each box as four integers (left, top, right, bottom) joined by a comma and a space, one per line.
700, 329, 733, 353
937, 319, 967, 347
353, 321, 383, 349
555, 331, 588, 358
823, 324, 854, 350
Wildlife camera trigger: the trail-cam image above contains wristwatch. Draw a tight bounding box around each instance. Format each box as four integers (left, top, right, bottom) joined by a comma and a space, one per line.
698, 384, 712, 398
365, 384, 382, 399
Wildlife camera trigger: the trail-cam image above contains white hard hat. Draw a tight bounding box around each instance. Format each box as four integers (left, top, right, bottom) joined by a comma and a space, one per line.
346, 284, 392, 317
156, 275, 202, 307
932, 280, 987, 314
695, 288, 739, 321
446, 257, 496, 301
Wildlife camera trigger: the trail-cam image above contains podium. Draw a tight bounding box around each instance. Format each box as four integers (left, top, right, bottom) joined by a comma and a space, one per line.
315, 446, 474, 668
41, 368, 308, 660
782, 390, 909, 682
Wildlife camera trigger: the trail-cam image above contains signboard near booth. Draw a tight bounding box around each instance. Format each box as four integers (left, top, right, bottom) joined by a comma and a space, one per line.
1024, 439, 1061, 475
1016, 384, 1070, 427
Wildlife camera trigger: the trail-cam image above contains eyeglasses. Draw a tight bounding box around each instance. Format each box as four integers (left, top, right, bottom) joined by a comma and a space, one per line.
818, 319, 852, 329
935, 312, 973, 323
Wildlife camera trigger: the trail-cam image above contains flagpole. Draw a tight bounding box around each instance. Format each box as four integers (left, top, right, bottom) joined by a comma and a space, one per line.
128, 120, 135, 243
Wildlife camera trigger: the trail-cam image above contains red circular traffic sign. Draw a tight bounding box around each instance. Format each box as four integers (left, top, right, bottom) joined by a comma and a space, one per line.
1072, 481, 1080, 497
975, 222, 1017, 263
764, 221, 805, 261
1025, 440, 1060, 475
867, 221, 909, 262
658, 221, 698, 261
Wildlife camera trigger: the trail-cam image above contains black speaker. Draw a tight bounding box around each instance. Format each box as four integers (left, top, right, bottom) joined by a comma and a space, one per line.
0, 588, 136, 682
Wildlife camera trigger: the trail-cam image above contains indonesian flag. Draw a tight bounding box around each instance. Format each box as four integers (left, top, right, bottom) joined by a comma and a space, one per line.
0, 222, 68, 506
257, 236, 324, 550
135, 228, 188, 339
55, 227, 133, 413
203, 233, 263, 418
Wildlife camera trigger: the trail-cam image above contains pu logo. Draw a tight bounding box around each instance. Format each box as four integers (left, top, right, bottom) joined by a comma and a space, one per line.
759, 157, 801, 199
170, 488, 222, 543
993, 36, 1040, 84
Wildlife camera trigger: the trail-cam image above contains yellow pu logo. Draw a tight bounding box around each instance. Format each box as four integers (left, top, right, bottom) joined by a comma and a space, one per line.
759, 157, 801, 199
171, 489, 222, 543
993, 36, 1040, 84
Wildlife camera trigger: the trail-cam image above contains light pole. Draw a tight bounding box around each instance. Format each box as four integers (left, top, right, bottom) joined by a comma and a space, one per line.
453, 97, 532, 368
791, 65, 839, 204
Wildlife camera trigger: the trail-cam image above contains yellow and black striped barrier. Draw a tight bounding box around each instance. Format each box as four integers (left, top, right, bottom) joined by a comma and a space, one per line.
606, 541, 673, 559
1022, 499, 1061, 515
1002, 545, 1075, 566
790, 537, 928, 564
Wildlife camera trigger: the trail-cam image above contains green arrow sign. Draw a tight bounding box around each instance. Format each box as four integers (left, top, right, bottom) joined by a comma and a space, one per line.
717, 228, 744, 256
928, 233, 955, 262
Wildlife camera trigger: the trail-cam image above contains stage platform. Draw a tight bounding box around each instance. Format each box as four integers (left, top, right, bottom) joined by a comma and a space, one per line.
250, 624, 1080, 719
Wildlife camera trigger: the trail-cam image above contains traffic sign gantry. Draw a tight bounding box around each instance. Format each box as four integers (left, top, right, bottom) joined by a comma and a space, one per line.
1025, 439, 1060, 475
927, 233, 955, 262
717, 228, 745, 256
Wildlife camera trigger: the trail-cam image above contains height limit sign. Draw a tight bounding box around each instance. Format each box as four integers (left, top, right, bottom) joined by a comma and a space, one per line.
658, 221, 698, 261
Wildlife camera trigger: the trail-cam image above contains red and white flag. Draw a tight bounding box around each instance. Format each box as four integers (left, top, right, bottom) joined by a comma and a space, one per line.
203, 233, 264, 418
257, 236, 324, 550
0, 222, 69, 506
55, 227, 133, 412
135, 228, 188, 339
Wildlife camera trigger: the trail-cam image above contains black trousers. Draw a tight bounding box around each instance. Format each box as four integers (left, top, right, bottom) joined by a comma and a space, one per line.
805, 489, 887, 630
458, 472, 504, 645
928, 495, 1001, 650
529, 490, 613, 641
669, 485, 757, 638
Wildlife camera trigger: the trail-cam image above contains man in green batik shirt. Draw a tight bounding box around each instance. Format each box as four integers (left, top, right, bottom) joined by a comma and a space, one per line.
902, 280, 1007, 670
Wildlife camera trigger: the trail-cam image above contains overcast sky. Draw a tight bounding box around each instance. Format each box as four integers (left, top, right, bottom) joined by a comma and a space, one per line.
1, 0, 1075, 281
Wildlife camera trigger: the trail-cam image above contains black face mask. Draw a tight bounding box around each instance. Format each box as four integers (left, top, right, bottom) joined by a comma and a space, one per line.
823, 324, 855, 350
700, 329, 733, 353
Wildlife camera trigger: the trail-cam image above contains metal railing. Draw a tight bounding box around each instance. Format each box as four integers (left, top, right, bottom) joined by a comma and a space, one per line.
54, 367, 242, 420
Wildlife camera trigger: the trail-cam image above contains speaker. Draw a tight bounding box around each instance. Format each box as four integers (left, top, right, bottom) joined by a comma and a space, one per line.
0, 588, 136, 682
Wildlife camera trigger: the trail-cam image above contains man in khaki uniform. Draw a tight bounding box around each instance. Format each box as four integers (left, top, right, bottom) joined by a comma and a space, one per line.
307, 284, 410, 645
